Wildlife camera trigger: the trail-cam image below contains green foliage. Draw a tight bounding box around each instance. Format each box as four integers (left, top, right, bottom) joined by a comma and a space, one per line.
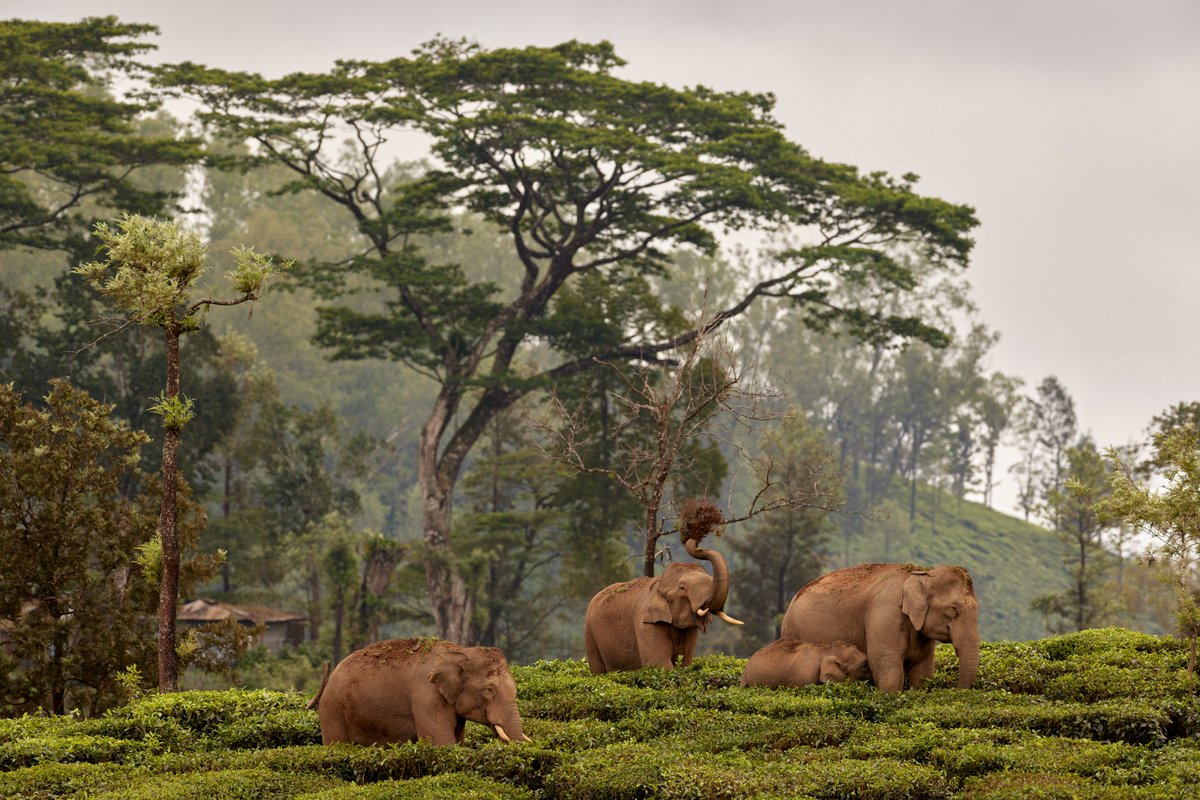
0, 17, 201, 254
0, 380, 160, 715
2, 632, 1199, 797
149, 391, 197, 431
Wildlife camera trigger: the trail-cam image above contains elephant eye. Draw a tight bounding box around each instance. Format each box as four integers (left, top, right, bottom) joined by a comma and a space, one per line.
946, 606, 959, 618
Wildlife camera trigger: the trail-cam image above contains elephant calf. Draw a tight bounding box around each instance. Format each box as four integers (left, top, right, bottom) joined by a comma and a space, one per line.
740, 638, 871, 687
307, 637, 529, 746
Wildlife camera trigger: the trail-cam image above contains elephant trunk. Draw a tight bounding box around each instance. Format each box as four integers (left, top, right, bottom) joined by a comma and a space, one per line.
685, 538, 730, 615
491, 706, 528, 744
951, 621, 980, 689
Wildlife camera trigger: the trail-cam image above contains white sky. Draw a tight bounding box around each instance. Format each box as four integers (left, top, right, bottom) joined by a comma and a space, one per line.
14, 0, 1200, 514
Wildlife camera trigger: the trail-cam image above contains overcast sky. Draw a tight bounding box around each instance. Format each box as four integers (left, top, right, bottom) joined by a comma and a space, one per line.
16, 1, 1200, 512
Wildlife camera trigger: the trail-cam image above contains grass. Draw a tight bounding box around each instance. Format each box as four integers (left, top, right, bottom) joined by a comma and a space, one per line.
1, 628, 1197, 798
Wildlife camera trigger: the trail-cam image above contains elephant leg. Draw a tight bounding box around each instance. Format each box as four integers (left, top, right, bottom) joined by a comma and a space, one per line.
868, 650, 906, 692
584, 631, 607, 674
906, 649, 936, 689
410, 681, 462, 745
635, 624, 678, 669
676, 631, 699, 668
415, 705, 461, 745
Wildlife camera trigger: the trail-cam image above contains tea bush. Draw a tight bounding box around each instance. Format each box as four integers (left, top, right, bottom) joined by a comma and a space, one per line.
1, 627, 1198, 798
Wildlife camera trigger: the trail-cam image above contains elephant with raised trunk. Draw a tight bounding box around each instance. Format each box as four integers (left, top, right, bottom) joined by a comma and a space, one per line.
740, 638, 871, 688
781, 563, 979, 692
584, 536, 743, 673
307, 637, 529, 746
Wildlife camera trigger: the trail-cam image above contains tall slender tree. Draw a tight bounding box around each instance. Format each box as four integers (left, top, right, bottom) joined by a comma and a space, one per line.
75, 214, 286, 691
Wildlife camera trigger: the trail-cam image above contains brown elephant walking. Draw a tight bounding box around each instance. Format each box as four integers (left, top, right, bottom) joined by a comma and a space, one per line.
584, 538, 743, 673
781, 563, 979, 692
740, 638, 871, 687
307, 637, 529, 746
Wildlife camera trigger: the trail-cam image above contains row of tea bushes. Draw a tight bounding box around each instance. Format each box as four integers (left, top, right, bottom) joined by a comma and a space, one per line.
0, 628, 1197, 798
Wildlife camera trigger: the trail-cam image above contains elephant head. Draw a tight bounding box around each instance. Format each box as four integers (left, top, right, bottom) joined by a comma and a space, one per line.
428, 646, 528, 743
900, 566, 980, 688
820, 644, 872, 683
643, 539, 742, 631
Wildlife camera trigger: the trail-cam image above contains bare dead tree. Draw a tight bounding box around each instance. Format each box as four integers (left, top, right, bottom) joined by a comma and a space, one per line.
532, 313, 844, 577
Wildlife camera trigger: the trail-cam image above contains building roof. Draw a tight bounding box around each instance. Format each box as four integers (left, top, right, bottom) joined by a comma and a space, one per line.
177, 598, 306, 625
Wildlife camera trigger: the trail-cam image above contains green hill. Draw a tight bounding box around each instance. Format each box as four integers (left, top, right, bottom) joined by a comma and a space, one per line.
823, 479, 1090, 642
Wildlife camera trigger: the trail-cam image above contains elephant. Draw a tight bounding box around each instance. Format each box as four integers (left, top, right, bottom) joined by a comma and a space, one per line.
739, 638, 871, 688
584, 537, 743, 673
780, 563, 979, 692
306, 637, 529, 746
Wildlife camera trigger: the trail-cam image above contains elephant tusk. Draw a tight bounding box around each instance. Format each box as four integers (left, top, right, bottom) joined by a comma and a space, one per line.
716, 611, 744, 625
696, 607, 710, 617
521, 734, 533, 743
493, 724, 512, 743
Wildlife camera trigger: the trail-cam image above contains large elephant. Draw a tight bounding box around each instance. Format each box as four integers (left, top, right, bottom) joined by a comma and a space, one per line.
780, 563, 979, 692
584, 538, 742, 673
307, 637, 529, 746
739, 638, 871, 688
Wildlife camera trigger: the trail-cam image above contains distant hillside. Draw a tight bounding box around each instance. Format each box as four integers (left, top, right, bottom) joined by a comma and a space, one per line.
822, 479, 1083, 642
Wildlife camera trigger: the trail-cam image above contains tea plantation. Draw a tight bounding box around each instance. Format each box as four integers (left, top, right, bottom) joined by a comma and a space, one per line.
2, 628, 1198, 799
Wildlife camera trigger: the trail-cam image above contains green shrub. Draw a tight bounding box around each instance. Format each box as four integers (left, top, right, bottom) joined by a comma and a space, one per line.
0, 733, 145, 769
890, 691, 1173, 745
104, 689, 307, 737
962, 771, 1148, 799
296, 773, 536, 799
211, 707, 321, 748
0, 762, 144, 798
622, 708, 855, 752
0, 714, 78, 744
81, 767, 342, 799
517, 674, 668, 722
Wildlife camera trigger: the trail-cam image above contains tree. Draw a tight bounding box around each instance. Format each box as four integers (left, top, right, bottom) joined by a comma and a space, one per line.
542, 318, 845, 585
977, 372, 1022, 508
1033, 438, 1117, 632
0, 380, 158, 715
1095, 424, 1200, 675
74, 214, 287, 691
158, 38, 976, 642
1034, 375, 1078, 529
727, 413, 841, 653
0, 17, 199, 254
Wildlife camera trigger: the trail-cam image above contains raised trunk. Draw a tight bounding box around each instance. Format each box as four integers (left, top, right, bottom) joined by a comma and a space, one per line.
952, 623, 980, 689
685, 539, 730, 613
157, 329, 182, 692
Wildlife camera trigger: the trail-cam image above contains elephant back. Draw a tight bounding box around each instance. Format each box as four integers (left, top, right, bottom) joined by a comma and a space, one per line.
781, 563, 904, 641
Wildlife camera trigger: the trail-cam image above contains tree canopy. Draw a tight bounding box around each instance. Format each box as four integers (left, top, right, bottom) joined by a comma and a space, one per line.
0, 17, 200, 254
156, 37, 979, 642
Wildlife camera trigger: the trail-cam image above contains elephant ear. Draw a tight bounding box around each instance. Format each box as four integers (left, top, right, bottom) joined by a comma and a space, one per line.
642, 580, 673, 625
819, 655, 845, 683
901, 572, 931, 631
428, 654, 467, 704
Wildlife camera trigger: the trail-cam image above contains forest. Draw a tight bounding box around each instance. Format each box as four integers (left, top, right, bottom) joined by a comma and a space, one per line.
2, 12, 1199, 736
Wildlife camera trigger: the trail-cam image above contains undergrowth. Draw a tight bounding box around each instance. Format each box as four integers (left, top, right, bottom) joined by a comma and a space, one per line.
1, 628, 1197, 798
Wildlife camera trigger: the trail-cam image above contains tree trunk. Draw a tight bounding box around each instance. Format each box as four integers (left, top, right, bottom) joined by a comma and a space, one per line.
157, 329, 182, 692
420, 449, 472, 643
642, 503, 660, 578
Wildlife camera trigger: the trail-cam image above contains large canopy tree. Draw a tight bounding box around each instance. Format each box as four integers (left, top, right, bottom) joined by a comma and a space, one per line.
0, 16, 199, 255
157, 38, 977, 642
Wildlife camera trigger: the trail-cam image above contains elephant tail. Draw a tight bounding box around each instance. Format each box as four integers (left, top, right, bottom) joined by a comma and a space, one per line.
306, 661, 331, 710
